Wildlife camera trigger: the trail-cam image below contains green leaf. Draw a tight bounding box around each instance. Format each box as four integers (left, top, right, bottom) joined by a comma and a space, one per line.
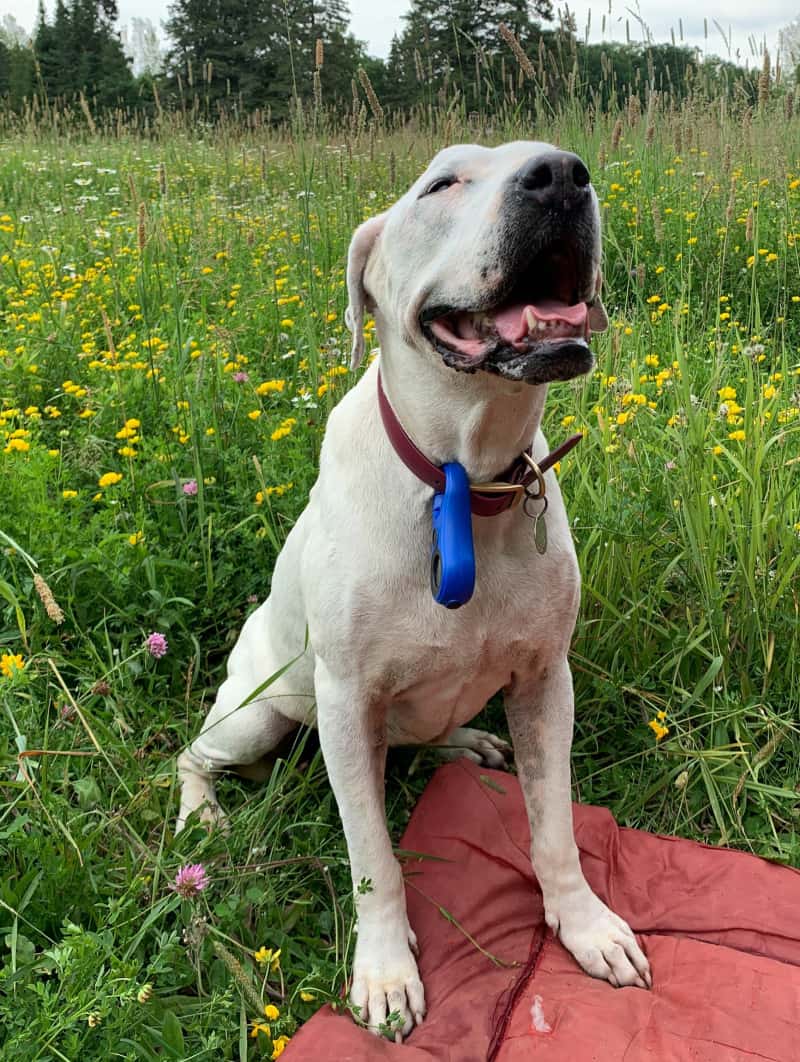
161, 1010, 185, 1055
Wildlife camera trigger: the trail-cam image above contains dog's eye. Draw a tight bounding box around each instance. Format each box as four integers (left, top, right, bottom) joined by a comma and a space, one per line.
422, 176, 457, 196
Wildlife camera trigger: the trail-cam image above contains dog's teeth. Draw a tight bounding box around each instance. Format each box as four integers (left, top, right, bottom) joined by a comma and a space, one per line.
524, 307, 537, 333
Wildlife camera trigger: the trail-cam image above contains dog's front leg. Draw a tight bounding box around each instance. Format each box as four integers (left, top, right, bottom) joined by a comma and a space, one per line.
315, 660, 425, 1039
505, 656, 651, 989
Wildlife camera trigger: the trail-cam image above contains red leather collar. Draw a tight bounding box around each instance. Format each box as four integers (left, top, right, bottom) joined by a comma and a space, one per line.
376, 369, 583, 517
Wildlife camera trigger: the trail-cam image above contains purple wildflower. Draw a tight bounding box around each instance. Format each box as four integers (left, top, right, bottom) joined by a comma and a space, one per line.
233, 371, 249, 383
183, 480, 198, 496
170, 863, 210, 898
145, 632, 168, 658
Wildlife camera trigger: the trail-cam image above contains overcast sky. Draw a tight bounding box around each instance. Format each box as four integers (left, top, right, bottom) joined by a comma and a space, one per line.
3, 0, 796, 68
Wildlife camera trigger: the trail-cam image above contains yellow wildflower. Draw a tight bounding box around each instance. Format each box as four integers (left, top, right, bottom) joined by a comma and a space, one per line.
98, 472, 123, 488
648, 719, 669, 741
4, 438, 29, 453
254, 946, 281, 972
272, 1036, 290, 1059
0, 653, 25, 678
270, 418, 296, 442
256, 379, 286, 395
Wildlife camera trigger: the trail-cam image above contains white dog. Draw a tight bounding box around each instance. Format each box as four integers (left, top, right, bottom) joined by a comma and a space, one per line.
177, 141, 651, 1040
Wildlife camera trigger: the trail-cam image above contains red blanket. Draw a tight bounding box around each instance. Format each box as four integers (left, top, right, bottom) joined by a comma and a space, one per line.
285, 759, 800, 1060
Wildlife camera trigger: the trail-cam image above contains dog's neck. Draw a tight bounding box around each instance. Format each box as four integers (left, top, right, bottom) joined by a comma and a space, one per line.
377, 341, 548, 483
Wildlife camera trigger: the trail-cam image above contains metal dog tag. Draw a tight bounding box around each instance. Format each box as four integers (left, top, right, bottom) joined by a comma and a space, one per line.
524, 494, 549, 555
533, 511, 548, 554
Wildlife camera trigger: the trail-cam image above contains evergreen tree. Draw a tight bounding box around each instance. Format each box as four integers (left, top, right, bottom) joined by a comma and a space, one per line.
165, 0, 366, 117
0, 17, 36, 108
166, 0, 278, 109
33, 0, 67, 99
386, 0, 553, 113
269, 0, 364, 113
33, 0, 134, 107
0, 40, 9, 96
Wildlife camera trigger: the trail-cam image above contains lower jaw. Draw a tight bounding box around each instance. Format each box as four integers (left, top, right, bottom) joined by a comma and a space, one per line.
485, 337, 594, 384
435, 335, 594, 385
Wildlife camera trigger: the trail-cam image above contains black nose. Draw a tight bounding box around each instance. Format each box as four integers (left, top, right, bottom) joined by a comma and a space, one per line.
516, 151, 591, 211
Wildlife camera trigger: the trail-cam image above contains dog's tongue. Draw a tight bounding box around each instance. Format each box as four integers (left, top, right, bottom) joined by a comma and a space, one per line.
494, 299, 588, 343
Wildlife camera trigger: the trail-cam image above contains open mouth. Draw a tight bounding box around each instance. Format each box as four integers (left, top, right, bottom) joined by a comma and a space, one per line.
420, 239, 597, 384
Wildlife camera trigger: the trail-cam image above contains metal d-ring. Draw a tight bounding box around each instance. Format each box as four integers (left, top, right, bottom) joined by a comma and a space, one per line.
523, 492, 548, 520
519, 452, 546, 500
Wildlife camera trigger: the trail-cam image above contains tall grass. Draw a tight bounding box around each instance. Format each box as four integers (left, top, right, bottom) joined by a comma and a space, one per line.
0, 58, 798, 1059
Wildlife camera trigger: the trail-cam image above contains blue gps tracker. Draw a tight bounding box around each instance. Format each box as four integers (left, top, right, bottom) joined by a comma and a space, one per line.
430, 462, 476, 608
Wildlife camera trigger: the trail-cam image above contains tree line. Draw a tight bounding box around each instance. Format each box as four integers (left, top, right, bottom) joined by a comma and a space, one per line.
0, 0, 761, 121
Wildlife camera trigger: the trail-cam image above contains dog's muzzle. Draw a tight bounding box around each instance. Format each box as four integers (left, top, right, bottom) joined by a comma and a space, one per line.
484, 335, 594, 384
419, 150, 600, 385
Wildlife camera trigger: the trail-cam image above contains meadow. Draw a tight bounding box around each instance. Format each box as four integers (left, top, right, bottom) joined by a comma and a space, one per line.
0, 89, 799, 1059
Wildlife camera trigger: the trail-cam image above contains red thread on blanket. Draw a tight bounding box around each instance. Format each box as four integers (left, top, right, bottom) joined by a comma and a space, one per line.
487, 923, 547, 1062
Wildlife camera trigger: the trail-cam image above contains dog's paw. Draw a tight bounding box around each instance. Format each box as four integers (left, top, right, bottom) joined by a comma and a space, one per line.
175, 799, 230, 836
349, 926, 426, 1041
176, 751, 230, 835
546, 884, 651, 990
437, 727, 513, 769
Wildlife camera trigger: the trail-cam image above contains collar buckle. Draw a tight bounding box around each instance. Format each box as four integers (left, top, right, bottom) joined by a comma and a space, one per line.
470, 481, 526, 508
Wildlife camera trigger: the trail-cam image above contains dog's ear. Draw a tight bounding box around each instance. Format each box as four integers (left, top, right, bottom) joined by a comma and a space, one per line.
588, 268, 609, 332
345, 212, 387, 370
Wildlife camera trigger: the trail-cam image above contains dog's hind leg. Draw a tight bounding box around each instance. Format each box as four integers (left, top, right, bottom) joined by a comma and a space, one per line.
430, 727, 513, 768
176, 671, 301, 831
176, 601, 314, 832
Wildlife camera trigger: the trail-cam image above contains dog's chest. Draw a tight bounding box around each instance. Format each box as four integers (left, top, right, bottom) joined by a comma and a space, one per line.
385, 636, 524, 743
381, 581, 556, 742
372, 526, 578, 741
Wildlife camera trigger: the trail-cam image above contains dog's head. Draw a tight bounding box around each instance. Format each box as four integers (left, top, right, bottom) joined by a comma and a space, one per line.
346, 141, 607, 384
